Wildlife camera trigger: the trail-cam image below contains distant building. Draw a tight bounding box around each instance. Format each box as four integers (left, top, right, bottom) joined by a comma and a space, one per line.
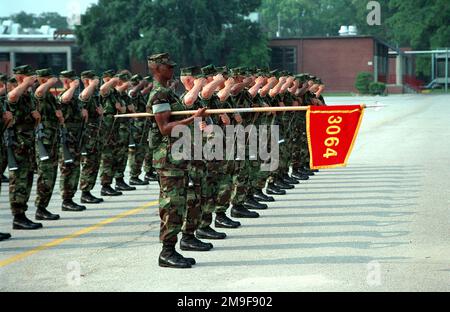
269, 35, 415, 93
0, 20, 82, 75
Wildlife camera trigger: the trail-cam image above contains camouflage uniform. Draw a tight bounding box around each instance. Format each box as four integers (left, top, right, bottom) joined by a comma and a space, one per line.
230, 89, 253, 206
180, 91, 204, 235
148, 81, 188, 246
99, 89, 124, 187
197, 92, 230, 228
58, 87, 83, 201
128, 88, 150, 179
113, 90, 131, 181
79, 90, 103, 192
1, 88, 5, 194
34, 88, 60, 209
8, 91, 36, 216
250, 93, 272, 192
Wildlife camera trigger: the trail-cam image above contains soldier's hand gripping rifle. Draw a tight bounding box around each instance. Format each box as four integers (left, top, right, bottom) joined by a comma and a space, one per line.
60, 126, 74, 164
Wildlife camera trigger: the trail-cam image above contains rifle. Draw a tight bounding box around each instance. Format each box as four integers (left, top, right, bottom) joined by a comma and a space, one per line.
128, 120, 137, 148
59, 126, 74, 164
78, 118, 87, 156
3, 128, 18, 171
2, 87, 18, 171
35, 123, 50, 161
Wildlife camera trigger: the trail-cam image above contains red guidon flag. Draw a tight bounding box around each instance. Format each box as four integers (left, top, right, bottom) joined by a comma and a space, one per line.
306, 105, 364, 169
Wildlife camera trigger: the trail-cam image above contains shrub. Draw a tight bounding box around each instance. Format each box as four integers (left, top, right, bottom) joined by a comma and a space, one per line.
369, 82, 386, 95
355, 72, 373, 95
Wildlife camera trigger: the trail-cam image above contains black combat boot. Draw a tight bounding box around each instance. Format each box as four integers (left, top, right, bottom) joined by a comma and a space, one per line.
253, 189, 275, 202
101, 185, 123, 196
215, 212, 241, 229
81, 191, 104, 204
115, 178, 136, 191
158, 245, 193, 269
302, 166, 315, 176
274, 179, 294, 190
244, 196, 268, 210
0, 232, 11, 241
291, 171, 310, 181
13, 213, 43, 230
266, 183, 286, 195
282, 173, 299, 185
180, 233, 213, 251
1, 174, 8, 183
231, 204, 260, 218
196, 226, 227, 240
129, 177, 149, 186
36, 207, 60, 220
62, 199, 87, 212
144, 171, 159, 182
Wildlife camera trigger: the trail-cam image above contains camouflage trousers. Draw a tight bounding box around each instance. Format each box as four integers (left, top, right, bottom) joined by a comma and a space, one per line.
291, 116, 309, 170
79, 122, 102, 192
129, 121, 150, 178
9, 130, 36, 215
143, 149, 154, 175
1, 147, 6, 176
182, 161, 205, 234
129, 136, 150, 179
199, 160, 234, 228
100, 120, 127, 186
114, 125, 130, 180
157, 169, 187, 246
231, 159, 250, 205
35, 134, 59, 209
59, 130, 81, 200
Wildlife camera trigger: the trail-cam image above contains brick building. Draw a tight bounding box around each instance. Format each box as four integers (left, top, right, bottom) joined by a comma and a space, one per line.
269, 36, 405, 93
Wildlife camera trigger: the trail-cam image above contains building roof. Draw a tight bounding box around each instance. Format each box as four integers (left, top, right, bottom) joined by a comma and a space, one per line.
270, 35, 400, 53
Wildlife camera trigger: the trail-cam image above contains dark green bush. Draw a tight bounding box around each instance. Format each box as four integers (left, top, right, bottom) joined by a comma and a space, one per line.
355, 72, 373, 95
369, 82, 386, 95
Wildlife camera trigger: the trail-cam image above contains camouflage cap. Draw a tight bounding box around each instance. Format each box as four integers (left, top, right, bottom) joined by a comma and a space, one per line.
229, 67, 242, 77
294, 74, 308, 83
13, 65, 34, 76
216, 66, 229, 76
180, 66, 196, 77
102, 70, 116, 78
81, 70, 97, 79
313, 78, 323, 85
0, 73, 7, 83
130, 74, 143, 83
8, 76, 17, 84
60, 70, 77, 79
256, 67, 269, 77
116, 73, 130, 82
144, 75, 153, 82
147, 53, 177, 67
270, 69, 280, 78
36, 68, 54, 78
309, 75, 317, 81
201, 64, 217, 77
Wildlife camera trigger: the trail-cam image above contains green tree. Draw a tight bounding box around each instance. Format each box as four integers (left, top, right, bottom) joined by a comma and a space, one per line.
259, 0, 359, 38
7, 11, 68, 29
37, 12, 69, 30
76, 0, 269, 70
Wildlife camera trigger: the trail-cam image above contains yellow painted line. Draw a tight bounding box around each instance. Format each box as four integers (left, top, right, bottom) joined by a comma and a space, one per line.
0, 200, 159, 268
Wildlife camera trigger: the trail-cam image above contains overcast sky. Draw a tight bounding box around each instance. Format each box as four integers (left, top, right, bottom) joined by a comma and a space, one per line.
0, 0, 98, 16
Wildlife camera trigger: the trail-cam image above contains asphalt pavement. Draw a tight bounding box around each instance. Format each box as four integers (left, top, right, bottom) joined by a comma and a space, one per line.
0, 94, 449, 291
